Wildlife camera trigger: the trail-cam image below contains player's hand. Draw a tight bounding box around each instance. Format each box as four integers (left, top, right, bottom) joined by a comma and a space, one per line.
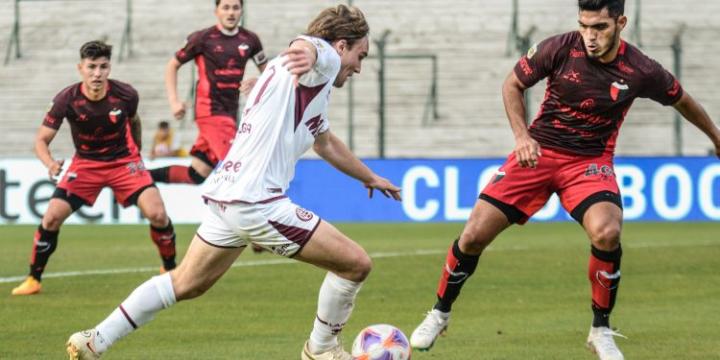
713, 141, 720, 159
282, 47, 316, 87
514, 134, 541, 168
364, 175, 402, 201
170, 100, 186, 120
240, 77, 258, 96
47, 159, 64, 183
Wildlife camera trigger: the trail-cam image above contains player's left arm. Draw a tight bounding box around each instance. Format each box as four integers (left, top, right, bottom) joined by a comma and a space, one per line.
240, 62, 267, 96
130, 114, 142, 151
672, 92, 720, 158
313, 130, 401, 200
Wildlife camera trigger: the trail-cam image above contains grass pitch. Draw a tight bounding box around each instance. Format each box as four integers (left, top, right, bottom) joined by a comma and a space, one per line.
1, 222, 718, 359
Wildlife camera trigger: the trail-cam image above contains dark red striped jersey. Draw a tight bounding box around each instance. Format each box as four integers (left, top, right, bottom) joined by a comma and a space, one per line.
43, 79, 141, 161
514, 31, 683, 156
176, 25, 267, 120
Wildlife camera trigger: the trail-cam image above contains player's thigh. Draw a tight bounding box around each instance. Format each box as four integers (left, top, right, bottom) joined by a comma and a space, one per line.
481, 151, 555, 224
107, 159, 156, 207
56, 161, 106, 208
196, 116, 236, 161
171, 234, 245, 301
294, 220, 371, 282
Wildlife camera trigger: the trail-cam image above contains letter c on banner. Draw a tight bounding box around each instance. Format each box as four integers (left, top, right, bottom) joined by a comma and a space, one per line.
402, 166, 440, 221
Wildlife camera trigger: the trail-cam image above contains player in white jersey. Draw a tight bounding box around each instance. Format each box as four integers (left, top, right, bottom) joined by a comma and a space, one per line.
66, 6, 401, 360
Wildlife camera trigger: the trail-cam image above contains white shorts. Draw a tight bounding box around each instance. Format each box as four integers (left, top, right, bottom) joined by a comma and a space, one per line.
196, 197, 321, 257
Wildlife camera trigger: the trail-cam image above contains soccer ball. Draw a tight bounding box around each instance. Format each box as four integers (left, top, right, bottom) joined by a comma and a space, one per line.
351, 324, 411, 360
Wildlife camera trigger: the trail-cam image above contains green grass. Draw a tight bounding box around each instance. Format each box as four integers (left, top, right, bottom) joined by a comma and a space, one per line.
1, 222, 719, 359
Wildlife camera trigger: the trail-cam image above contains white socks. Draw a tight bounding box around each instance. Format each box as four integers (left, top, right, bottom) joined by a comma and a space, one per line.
308, 272, 363, 354
94, 272, 176, 353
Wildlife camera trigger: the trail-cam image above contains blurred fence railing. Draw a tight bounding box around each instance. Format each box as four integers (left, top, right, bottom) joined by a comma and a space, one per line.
4, 0, 133, 65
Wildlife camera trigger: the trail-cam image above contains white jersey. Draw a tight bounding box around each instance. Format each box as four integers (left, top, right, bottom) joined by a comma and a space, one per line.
202, 36, 340, 203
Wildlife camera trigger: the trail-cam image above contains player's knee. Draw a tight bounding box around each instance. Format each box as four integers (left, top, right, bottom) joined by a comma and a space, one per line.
144, 207, 168, 226
41, 214, 65, 230
459, 232, 491, 256
589, 225, 621, 251
346, 252, 372, 282
172, 275, 211, 300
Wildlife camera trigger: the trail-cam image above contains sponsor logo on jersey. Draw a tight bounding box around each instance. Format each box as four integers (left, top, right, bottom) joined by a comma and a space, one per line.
237, 43, 249, 57
213, 45, 224, 53
610, 81, 629, 101
108, 109, 122, 123
562, 70, 582, 84
570, 48, 586, 58
519, 57, 533, 76
580, 98, 596, 110
296, 207, 314, 222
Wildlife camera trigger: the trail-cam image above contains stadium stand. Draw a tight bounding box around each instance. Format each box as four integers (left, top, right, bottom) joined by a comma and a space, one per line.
0, 0, 718, 158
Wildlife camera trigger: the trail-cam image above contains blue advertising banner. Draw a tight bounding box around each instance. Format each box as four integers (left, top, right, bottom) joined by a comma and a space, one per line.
1, 157, 718, 224
288, 157, 720, 222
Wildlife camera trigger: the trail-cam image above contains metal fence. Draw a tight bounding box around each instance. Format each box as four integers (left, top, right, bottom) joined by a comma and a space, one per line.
4, 0, 133, 65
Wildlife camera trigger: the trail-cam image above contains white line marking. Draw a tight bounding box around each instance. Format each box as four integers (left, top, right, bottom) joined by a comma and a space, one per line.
0, 241, 715, 284
0, 249, 446, 284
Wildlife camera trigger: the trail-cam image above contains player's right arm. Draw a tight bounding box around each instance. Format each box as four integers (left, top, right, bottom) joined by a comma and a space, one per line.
502, 71, 540, 168
166, 30, 205, 120
165, 57, 186, 120
503, 34, 570, 168
282, 39, 318, 86
34, 126, 64, 182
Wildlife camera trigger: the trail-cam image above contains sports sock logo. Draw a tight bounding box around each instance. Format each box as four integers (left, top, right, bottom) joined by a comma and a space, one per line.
445, 263, 469, 284
595, 270, 621, 290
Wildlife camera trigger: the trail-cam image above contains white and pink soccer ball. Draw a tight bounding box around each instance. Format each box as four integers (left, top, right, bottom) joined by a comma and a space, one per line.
351, 324, 411, 360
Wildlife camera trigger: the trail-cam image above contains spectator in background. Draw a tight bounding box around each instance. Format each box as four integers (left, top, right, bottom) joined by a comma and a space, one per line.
149, 121, 186, 159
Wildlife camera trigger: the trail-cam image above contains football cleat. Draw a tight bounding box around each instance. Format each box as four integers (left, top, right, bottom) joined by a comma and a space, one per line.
410, 309, 449, 351
66, 330, 102, 360
586, 326, 626, 360
301, 340, 352, 360
11, 276, 42, 296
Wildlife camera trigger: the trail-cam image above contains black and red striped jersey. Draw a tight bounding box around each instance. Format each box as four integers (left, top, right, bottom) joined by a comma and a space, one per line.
43, 79, 140, 161
176, 25, 267, 120
514, 31, 683, 156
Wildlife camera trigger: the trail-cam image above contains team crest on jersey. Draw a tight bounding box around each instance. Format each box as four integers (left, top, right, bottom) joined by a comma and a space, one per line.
296, 207, 314, 222
526, 43, 538, 59
610, 81, 629, 101
238, 44, 250, 57
492, 170, 506, 184
108, 109, 122, 123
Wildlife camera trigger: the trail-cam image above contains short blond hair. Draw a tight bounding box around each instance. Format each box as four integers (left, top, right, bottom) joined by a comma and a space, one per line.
306, 5, 369, 47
